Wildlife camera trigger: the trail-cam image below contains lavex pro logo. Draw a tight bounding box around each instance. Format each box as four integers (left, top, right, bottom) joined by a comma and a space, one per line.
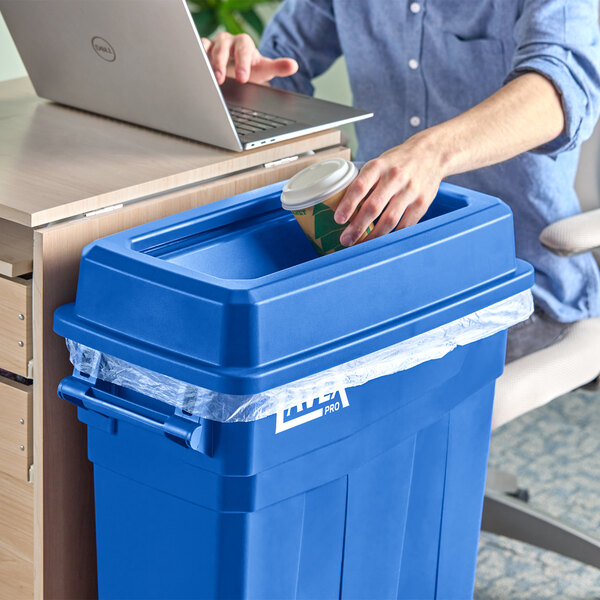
276, 389, 349, 434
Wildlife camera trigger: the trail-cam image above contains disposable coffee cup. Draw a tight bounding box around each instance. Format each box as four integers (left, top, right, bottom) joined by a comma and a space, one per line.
281, 158, 373, 255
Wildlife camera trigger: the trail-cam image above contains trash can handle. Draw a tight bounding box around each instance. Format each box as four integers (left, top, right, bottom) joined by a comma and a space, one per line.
58, 376, 204, 452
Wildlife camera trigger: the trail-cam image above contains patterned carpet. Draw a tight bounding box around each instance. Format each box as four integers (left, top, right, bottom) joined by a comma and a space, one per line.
474, 388, 600, 600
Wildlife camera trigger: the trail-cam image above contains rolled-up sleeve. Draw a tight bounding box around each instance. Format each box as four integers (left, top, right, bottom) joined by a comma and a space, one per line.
505, 0, 600, 157
258, 0, 342, 96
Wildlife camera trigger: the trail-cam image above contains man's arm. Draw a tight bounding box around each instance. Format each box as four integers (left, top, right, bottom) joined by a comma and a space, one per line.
203, 0, 341, 91
335, 73, 565, 246
337, 0, 600, 246
201, 33, 298, 85
434, 73, 565, 177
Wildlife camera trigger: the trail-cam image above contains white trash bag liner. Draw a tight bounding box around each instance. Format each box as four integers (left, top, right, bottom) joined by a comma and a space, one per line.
66, 290, 533, 423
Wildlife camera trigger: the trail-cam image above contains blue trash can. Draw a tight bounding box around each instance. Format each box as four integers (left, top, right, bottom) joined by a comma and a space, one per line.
54, 181, 533, 600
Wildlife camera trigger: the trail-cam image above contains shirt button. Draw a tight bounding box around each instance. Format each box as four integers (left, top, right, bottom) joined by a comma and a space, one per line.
410, 116, 421, 127
408, 58, 419, 70
410, 2, 421, 14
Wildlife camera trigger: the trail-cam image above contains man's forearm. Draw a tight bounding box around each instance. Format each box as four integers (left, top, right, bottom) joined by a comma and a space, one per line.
424, 72, 566, 178
335, 72, 566, 245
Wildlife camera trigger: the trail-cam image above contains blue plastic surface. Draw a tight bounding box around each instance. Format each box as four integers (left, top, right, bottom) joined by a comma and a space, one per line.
54, 179, 534, 599
59, 333, 505, 600
54, 180, 533, 395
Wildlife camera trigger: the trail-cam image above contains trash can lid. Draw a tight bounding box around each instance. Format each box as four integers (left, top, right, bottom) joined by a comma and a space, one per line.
54, 180, 533, 395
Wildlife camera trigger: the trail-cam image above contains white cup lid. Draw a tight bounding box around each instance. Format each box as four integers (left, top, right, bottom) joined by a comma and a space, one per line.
281, 158, 358, 211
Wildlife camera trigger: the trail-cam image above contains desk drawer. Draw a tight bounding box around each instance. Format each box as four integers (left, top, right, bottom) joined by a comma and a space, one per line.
0, 374, 32, 482
0, 275, 32, 378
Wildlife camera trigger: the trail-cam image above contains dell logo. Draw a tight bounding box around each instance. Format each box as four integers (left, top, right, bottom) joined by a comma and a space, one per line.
91, 36, 116, 62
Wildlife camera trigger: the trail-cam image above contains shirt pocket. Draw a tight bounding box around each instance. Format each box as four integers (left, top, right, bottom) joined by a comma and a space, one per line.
424, 32, 507, 118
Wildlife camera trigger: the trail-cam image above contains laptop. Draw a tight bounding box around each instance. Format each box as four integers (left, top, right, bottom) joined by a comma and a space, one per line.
0, 0, 373, 152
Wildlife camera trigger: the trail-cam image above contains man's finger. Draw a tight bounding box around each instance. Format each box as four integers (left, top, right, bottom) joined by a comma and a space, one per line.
211, 32, 234, 84
201, 37, 213, 53
250, 57, 299, 83
334, 162, 380, 225
339, 178, 398, 246
269, 57, 299, 77
363, 191, 413, 240
395, 197, 429, 230
233, 34, 256, 83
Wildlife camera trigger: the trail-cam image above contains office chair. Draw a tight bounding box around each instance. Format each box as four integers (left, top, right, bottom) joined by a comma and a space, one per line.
481, 124, 600, 568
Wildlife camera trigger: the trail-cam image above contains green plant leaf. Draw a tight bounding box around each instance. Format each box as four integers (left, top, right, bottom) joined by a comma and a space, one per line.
240, 8, 264, 35
223, 0, 273, 9
218, 7, 245, 34
192, 10, 220, 37
187, 0, 216, 12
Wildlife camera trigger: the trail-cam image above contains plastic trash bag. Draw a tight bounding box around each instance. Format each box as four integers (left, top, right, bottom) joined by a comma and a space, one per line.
66, 290, 533, 423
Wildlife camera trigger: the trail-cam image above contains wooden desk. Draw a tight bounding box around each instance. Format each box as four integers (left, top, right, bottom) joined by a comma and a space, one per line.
0, 77, 349, 599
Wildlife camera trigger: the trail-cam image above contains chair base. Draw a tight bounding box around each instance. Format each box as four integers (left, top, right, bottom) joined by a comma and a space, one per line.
482, 487, 600, 570
581, 374, 600, 392
486, 468, 529, 502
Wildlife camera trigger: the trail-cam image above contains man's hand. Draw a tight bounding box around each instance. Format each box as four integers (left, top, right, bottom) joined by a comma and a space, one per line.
335, 72, 565, 246
202, 32, 298, 85
335, 133, 446, 247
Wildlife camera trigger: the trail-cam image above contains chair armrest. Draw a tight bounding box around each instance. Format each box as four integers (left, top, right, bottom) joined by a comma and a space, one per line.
540, 208, 600, 256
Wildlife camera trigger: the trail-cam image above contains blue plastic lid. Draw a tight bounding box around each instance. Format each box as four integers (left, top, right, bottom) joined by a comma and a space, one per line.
54, 180, 533, 394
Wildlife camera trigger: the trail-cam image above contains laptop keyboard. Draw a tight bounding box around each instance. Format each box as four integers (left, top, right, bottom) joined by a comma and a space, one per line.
227, 104, 295, 137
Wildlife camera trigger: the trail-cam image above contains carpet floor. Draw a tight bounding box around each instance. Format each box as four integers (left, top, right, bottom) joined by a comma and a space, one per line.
474, 387, 600, 600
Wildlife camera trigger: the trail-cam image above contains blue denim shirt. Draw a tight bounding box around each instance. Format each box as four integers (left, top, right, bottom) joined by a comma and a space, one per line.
259, 0, 600, 322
